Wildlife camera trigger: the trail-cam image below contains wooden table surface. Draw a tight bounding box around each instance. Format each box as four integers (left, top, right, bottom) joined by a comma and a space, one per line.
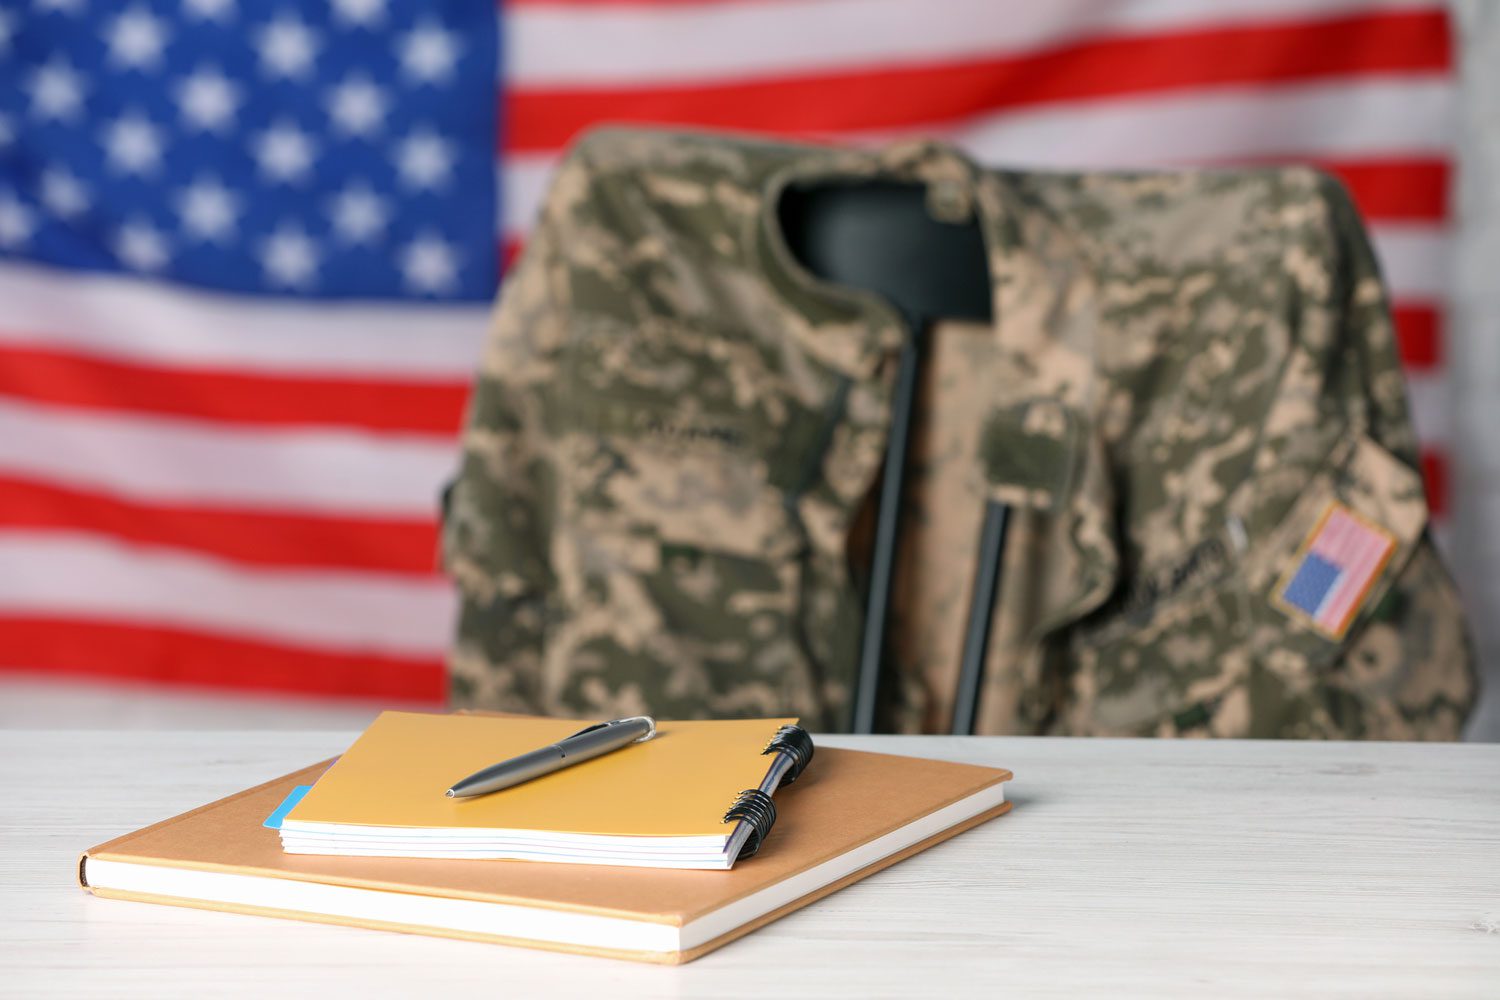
4, 731, 1497, 998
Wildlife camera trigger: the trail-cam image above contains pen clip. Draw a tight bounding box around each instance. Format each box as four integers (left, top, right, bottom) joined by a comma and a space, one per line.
561, 716, 657, 743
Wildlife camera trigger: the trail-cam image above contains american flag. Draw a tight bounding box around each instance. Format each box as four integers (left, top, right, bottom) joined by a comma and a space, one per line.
0, 0, 1453, 702
1279, 502, 1398, 637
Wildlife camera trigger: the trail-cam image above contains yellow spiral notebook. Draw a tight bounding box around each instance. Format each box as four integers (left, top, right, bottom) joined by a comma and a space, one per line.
278, 712, 806, 869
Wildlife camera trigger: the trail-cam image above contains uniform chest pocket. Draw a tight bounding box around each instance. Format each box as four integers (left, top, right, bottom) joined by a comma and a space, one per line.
548, 315, 829, 561
1068, 433, 1428, 737
540, 362, 829, 722
557, 389, 801, 560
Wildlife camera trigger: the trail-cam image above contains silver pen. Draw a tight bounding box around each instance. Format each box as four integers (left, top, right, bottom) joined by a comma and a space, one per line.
444, 716, 657, 798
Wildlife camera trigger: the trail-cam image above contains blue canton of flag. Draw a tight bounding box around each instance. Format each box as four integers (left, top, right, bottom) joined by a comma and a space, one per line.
0, 0, 499, 301
1281, 553, 1342, 618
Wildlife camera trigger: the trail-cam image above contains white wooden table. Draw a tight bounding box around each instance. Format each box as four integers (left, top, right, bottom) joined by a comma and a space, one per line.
3, 732, 1497, 998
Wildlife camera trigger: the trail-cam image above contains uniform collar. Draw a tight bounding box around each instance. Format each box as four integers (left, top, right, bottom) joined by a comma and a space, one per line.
752, 137, 1119, 633
752, 137, 1091, 388
752, 138, 1021, 379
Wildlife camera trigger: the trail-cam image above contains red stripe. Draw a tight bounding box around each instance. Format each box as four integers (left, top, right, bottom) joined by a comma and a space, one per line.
1315, 159, 1449, 223
506, 11, 1450, 153
0, 343, 469, 433
501, 239, 524, 273
1421, 448, 1448, 519
501, 160, 1450, 255
0, 475, 442, 575
1392, 304, 1442, 370
0, 616, 446, 701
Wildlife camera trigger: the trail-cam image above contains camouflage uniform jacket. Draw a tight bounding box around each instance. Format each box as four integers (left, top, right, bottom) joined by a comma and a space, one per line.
443, 127, 1477, 739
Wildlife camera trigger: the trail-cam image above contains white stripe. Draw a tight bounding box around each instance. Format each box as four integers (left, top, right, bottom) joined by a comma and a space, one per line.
0, 532, 453, 657
508, 0, 1441, 86
912, 76, 1455, 166
1404, 370, 1451, 444
1461, 397, 1500, 477
500, 160, 553, 241
0, 261, 488, 379
1370, 224, 1449, 301
502, 78, 1453, 238
0, 398, 455, 518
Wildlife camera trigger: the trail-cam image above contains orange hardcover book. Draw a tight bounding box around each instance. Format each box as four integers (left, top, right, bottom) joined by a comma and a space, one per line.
78, 719, 1011, 964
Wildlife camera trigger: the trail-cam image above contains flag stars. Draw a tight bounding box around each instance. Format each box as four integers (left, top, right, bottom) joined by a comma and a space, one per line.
176, 177, 239, 242
326, 75, 386, 138
115, 220, 170, 272
260, 224, 320, 288
253, 120, 317, 183
328, 183, 389, 245
182, 0, 235, 22
36, 0, 87, 15
256, 13, 319, 80
103, 113, 165, 175
332, 0, 385, 28
176, 66, 240, 132
28, 58, 87, 121
8, 5, 483, 298
395, 129, 455, 191
400, 234, 459, 294
0, 194, 37, 248
105, 6, 170, 70
398, 22, 460, 84
40, 167, 89, 219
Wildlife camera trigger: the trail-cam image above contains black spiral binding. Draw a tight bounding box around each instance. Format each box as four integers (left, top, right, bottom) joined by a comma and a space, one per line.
719, 726, 816, 861
761, 724, 815, 785
722, 789, 778, 860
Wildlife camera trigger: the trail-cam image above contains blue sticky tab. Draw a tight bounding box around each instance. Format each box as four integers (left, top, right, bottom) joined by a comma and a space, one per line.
1282, 552, 1341, 615
263, 785, 314, 830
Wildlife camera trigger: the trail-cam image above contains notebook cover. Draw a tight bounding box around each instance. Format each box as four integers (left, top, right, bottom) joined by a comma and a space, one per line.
286, 712, 797, 837
80, 745, 1011, 963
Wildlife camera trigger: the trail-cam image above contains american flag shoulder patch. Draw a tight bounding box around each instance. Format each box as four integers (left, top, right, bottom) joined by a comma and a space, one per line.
1274, 501, 1398, 639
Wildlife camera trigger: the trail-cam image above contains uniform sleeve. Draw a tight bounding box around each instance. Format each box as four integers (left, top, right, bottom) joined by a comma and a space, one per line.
1318, 172, 1422, 466
442, 225, 568, 712
1316, 172, 1479, 737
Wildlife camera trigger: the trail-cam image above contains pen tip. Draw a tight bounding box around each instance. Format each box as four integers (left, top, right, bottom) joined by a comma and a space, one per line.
445, 789, 456, 798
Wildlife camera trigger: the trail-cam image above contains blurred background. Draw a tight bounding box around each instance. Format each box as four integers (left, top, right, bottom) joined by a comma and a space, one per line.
0, 0, 1496, 738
